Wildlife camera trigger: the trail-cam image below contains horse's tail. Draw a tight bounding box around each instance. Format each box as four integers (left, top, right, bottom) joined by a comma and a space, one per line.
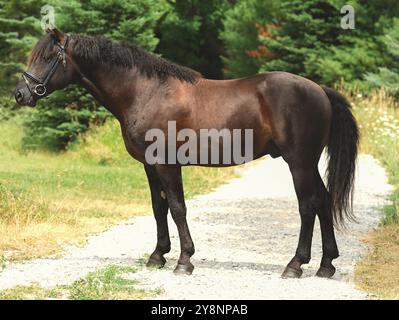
322, 86, 359, 227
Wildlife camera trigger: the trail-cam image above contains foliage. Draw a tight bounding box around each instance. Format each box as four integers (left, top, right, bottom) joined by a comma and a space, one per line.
22, 86, 109, 150
366, 18, 399, 98
0, 96, 19, 121
253, 0, 399, 90
0, 0, 44, 96
156, 0, 231, 79
220, 0, 280, 78
52, 0, 167, 51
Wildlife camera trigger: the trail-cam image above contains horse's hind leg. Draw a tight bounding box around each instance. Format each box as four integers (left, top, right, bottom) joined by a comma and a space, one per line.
144, 164, 171, 268
282, 162, 339, 278
282, 164, 319, 278
314, 172, 339, 278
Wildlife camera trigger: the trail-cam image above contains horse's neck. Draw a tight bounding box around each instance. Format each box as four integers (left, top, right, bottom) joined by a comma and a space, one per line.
73, 59, 154, 122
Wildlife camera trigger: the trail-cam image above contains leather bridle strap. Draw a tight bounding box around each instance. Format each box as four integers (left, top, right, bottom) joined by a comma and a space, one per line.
22, 35, 69, 97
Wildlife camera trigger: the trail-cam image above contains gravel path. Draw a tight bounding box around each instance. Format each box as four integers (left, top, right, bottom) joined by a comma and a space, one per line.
0, 154, 391, 299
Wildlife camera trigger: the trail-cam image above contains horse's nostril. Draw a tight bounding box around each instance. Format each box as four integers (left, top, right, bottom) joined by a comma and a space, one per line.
15, 90, 23, 103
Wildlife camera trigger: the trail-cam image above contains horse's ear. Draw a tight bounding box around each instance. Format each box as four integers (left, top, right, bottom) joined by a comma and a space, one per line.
45, 27, 65, 44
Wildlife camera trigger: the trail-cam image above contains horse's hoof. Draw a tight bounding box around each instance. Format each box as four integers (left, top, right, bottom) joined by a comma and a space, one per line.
146, 255, 166, 269
316, 266, 336, 278
173, 263, 194, 275
281, 266, 303, 279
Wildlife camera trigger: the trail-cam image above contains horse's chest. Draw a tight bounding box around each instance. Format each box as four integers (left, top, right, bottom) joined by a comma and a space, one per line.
121, 123, 146, 163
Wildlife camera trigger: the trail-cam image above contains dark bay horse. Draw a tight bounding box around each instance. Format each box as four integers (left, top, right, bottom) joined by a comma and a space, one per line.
14, 29, 359, 279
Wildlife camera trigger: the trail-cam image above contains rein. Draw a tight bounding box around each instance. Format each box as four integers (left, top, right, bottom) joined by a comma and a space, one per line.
22, 35, 69, 97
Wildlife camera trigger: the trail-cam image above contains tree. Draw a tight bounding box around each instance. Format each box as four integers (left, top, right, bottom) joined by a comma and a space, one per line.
258, 0, 344, 78
366, 18, 399, 97
0, 0, 44, 97
220, 0, 279, 78
52, 0, 167, 51
156, 0, 232, 79
255, 0, 398, 89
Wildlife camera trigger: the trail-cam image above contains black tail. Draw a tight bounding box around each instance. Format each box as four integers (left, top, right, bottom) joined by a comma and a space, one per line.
322, 86, 359, 227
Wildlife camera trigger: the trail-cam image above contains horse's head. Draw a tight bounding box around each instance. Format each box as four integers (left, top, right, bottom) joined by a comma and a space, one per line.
15, 28, 77, 107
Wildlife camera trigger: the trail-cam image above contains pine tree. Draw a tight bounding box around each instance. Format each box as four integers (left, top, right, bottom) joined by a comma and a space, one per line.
254, 0, 399, 88
53, 0, 167, 51
366, 19, 399, 97
258, 0, 341, 79
156, 0, 232, 79
0, 0, 44, 96
220, 0, 280, 78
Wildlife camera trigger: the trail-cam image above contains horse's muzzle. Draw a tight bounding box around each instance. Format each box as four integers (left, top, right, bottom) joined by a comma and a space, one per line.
14, 89, 36, 107
15, 89, 24, 104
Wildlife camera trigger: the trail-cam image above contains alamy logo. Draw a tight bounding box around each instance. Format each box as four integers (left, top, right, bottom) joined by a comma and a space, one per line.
341, 5, 355, 30
41, 5, 55, 31
145, 121, 254, 165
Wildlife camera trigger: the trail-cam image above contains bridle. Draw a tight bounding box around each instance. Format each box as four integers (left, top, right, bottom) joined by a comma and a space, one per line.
22, 35, 69, 97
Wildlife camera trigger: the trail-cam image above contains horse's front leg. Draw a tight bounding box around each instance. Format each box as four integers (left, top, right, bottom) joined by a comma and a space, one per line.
155, 164, 195, 275
144, 164, 171, 268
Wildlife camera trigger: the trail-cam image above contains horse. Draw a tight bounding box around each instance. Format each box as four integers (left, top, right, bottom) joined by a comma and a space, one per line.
14, 28, 359, 279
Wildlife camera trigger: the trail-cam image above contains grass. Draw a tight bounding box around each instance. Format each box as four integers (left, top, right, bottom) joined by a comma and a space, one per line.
351, 89, 399, 299
355, 225, 399, 299
0, 264, 158, 300
0, 116, 237, 262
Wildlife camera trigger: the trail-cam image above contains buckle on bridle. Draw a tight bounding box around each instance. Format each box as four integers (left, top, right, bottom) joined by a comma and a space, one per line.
33, 84, 47, 96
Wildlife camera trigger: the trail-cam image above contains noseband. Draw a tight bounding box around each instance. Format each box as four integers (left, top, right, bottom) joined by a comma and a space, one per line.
22, 36, 69, 97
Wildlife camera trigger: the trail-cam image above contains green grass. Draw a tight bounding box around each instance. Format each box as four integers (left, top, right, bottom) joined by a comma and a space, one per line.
0, 264, 158, 300
352, 90, 399, 224
0, 116, 236, 261
352, 89, 399, 299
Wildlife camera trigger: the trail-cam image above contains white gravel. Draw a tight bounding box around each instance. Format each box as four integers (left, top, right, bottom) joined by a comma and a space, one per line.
0, 154, 392, 299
